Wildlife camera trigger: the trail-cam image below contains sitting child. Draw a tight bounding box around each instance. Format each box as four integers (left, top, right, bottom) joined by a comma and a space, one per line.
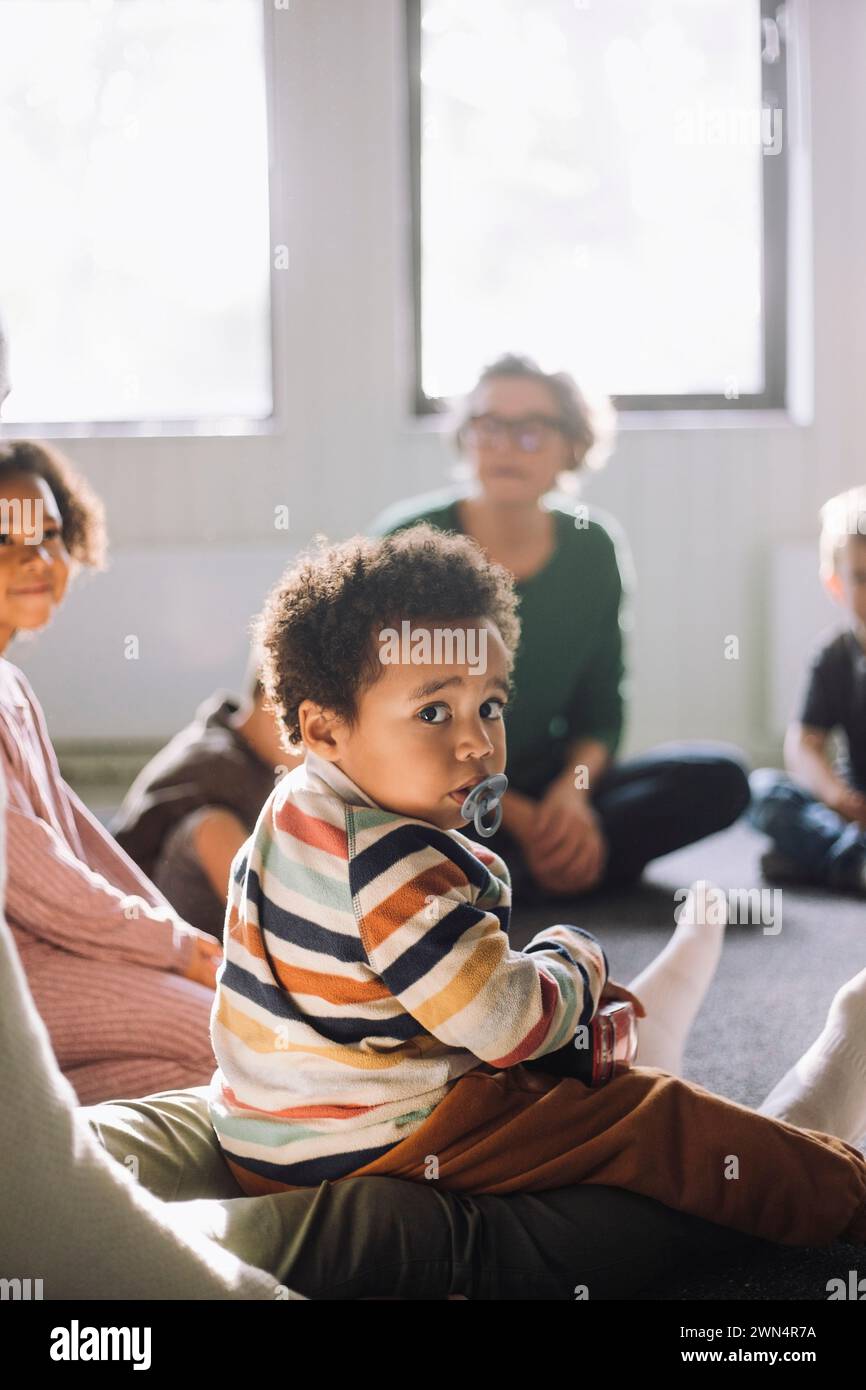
113, 651, 287, 941
208, 524, 866, 1250
750, 484, 866, 893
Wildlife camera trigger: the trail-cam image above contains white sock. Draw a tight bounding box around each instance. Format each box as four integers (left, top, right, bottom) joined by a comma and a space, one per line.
757, 966, 866, 1143
628, 881, 728, 1076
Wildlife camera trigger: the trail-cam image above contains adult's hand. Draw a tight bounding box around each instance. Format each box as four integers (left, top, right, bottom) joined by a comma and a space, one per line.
523, 780, 608, 895
498, 788, 539, 841
181, 933, 223, 990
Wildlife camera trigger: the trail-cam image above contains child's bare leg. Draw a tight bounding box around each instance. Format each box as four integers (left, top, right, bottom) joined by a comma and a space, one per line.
758, 965, 866, 1145
628, 881, 727, 1075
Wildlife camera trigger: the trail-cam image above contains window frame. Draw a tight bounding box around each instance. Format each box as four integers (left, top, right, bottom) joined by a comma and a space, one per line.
405, 0, 789, 416
0, 0, 279, 441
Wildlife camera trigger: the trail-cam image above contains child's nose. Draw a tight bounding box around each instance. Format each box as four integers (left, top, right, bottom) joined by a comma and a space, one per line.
455, 722, 495, 759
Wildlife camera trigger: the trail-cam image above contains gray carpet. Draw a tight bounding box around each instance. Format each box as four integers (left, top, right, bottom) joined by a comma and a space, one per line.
508, 821, 866, 1300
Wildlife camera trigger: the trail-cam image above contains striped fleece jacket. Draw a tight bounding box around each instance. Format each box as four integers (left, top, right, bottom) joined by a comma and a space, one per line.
208, 748, 610, 1192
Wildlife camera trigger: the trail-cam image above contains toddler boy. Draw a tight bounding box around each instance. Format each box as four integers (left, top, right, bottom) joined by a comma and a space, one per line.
206, 525, 866, 1253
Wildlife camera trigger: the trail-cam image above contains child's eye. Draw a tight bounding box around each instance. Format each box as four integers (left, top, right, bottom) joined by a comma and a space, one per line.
481, 698, 508, 720
417, 703, 450, 724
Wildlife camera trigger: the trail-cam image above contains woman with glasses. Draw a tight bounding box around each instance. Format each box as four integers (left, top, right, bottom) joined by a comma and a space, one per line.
369, 353, 749, 900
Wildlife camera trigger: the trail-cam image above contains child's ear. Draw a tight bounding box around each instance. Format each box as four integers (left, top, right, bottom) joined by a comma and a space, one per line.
823, 570, 845, 604
298, 700, 342, 758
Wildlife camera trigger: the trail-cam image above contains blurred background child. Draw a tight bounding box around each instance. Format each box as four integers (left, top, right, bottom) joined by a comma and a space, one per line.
750, 485, 866, 895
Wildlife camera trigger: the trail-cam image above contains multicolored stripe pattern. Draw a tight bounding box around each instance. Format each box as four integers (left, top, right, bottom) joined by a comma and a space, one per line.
208, 757, 610, 1193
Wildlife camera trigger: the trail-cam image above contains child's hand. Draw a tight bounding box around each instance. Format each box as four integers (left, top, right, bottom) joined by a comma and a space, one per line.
599, 978, 646, 1017
828, 786, 866, 827
182, 934, 223, 990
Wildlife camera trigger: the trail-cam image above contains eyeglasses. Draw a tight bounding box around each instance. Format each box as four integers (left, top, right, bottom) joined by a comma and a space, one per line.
462, 413, 570, 455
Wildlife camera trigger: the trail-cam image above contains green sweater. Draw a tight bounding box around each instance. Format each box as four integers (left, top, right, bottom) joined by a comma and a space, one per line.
367, 489, 630, 798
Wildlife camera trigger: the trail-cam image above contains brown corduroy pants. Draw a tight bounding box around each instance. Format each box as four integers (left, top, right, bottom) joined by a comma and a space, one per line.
341, 1064, 866, 1249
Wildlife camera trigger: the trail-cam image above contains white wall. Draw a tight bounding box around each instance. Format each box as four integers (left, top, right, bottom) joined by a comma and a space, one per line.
14, 0, 866, 759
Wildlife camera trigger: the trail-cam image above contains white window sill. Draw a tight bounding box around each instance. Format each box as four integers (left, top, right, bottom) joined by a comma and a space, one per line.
403, 407, 808, 438
0, 416, 280, 442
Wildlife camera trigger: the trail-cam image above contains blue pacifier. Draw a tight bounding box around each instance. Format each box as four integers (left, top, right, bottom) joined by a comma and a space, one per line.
460, 773, 508, 838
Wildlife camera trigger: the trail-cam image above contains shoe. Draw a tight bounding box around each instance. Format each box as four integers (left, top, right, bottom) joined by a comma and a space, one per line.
759, 850, 813, 885
830, 857, 866, 896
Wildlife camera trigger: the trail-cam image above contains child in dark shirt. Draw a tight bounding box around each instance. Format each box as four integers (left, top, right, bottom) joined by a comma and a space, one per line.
750, 485, 866, 893
113, 655, 286, 942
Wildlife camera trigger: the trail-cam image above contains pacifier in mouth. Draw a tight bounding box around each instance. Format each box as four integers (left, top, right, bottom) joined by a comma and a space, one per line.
459, 773, 508, 838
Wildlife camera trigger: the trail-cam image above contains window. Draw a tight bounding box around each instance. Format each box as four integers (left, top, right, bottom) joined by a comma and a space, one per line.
0, 0, 273, 430
407, 0, 788, 411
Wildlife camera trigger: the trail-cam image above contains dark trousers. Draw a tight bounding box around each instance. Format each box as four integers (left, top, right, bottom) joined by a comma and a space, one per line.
748, 768, 866, 888
84, 1087, 762, 1299
485, 743, 750, 900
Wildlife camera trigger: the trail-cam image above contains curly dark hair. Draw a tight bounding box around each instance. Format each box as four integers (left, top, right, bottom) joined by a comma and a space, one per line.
0, 440, 107, 568
256, 522, 522, 750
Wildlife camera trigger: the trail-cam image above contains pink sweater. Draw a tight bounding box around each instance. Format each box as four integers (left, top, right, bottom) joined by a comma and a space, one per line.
0, 658, 216, 1104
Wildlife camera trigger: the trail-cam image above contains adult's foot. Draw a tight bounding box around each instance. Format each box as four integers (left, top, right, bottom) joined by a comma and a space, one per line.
758, 966, 866, 1145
